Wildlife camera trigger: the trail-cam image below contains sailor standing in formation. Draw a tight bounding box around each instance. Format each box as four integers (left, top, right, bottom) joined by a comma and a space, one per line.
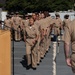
4, 11, 75, 72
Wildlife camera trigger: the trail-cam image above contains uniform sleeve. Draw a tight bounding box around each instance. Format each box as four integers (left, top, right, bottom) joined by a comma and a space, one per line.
35, 26, 39, 35
63, 20, 65, 26
10, 20, 14, 27
64, 26, 71, 45
50, 18, 55, 25
23, 28, 26, 36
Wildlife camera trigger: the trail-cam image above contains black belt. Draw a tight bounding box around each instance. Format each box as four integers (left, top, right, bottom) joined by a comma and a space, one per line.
54, 26, 59, 28
72, 52, 75, 54
26, 37, 35, 39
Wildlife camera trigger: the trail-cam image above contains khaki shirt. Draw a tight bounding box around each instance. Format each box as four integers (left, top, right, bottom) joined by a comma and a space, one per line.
11, 16, 15, 22
21, 19, 29, 31
24, 24, 39, 46
38, 19, 47, 36
13, 16, 22, 29
34, 20, 40, 29
45, 16, 54, 26
54, 18, 62, 28
63, 19, 71, 28
34, 20, 41, 46
21, 19, 29, 27
4, 19, 13, 30
64, 19, 75, 52
45, 16, 55, 35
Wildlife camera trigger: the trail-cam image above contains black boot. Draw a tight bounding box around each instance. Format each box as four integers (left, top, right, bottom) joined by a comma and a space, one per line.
26, 64, 31, 70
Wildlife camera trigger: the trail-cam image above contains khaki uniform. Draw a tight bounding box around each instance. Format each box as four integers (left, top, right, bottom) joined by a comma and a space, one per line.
24, 24, 39, 68
4, 19, 13, 39
39, 18, 52, 57
13, 16, 22, 41
64, 19, 75, 73
45, 16, 54, 51
63, 18, 71, 29
21, 19, 29, 30
54, 18, 62, 35
4, 19, 13, 30
21, 19, 29, 40
38, 19, 47, 58
34, 20, 41, 64
63, 18, 71, 41
11, 15, 16, 22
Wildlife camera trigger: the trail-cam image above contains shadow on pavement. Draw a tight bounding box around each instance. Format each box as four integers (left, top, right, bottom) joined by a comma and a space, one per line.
20, 55, 27, 68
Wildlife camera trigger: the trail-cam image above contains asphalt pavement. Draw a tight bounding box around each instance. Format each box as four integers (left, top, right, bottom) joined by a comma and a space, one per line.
12, 41, 73, 75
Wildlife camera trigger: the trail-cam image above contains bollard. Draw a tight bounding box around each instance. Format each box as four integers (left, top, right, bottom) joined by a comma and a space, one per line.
52, 42, 57, 75
57, 42, 60, 54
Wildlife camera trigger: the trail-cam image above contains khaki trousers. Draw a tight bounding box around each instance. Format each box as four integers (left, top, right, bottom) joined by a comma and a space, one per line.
26, 41, 38, 68
54, 27, 60, 35
15, 28, 21, 41
36, 38, 41, 64
31, 42, 38, 68
40, 38, 46, 58
26, 42, 31, 66
71, 54, 75, 73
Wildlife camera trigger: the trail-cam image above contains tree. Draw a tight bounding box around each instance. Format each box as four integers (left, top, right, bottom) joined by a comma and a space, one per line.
5, 0, 28, 11
5, 0, 73, 13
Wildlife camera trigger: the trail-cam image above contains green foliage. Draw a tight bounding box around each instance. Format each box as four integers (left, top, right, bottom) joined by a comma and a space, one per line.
5, 0, 74, 13
0, 3, 4, 8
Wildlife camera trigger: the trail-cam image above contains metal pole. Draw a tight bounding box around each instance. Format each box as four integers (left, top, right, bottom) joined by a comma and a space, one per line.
12, 28, 14, 75
52, 42, 57, 75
